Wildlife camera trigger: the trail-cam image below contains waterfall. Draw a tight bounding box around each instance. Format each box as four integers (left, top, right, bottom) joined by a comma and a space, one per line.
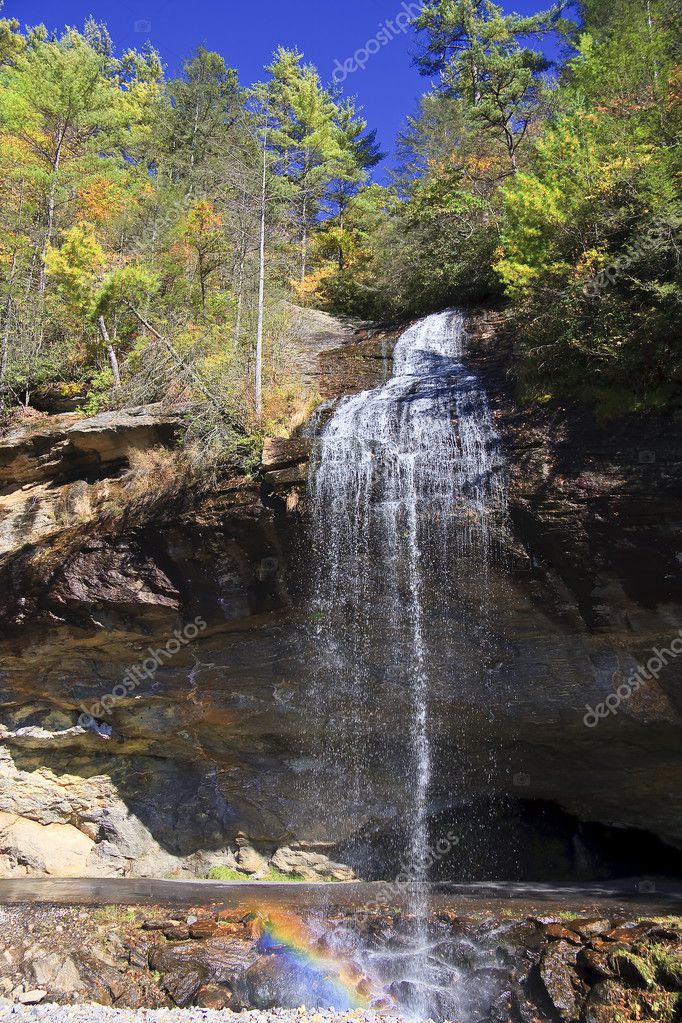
309, 310, 507, 855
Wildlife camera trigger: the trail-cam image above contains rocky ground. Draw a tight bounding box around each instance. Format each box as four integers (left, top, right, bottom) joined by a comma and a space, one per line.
0, 901, 679, 1022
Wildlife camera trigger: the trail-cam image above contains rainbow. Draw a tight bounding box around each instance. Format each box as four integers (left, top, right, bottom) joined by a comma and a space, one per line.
257, 911, 379, 1011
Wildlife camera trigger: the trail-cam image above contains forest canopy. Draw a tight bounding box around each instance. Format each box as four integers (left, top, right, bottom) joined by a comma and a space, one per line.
310, 0, 681, 413
0, 0, 679, 450
0, 15, 379, 453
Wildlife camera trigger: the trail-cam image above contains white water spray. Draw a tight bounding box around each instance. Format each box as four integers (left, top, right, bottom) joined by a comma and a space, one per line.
309, 310, 507, 1012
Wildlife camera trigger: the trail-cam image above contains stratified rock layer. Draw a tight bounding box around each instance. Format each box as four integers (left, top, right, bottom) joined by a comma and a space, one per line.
0, 310, 680, 877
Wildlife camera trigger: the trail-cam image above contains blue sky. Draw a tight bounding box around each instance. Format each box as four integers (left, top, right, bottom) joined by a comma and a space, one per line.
8, 0, 558, 175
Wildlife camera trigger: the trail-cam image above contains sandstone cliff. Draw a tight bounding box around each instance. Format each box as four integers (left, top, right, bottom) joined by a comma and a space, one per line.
0, 310, 680, 879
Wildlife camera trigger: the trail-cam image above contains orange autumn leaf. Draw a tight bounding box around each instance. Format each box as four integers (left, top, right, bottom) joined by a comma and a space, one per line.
77, 176, 127, 225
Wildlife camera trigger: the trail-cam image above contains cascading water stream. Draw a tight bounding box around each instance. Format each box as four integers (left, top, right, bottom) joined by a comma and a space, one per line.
308, 309, 507, 1016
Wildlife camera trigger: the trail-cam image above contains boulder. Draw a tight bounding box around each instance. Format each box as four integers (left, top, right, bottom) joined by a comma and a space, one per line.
196, 983, 240, 1009
149, 936, 257, 984
17, 989, 47, 1004
52, 958, 85, 994
161, 968, 204, 1007
26, 953, 83, 992
610, 950, 656, 988
262, 438, 312, 472
540, 923, 582, 944
0, 812, 94, 877
565, 919, 610, 940
576, 947, 615, 981
242, 954, 353, 1011
0, 404, 182, 489
235, 841, 267, 875
604, 924, 652, 944
538, 941, 579, 1022
581, 979, 629, 1023
189, 921, 220, 940
270, 846, 356, 881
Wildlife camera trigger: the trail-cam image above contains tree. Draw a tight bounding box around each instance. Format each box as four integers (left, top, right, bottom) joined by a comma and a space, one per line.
45, 221, 123, 383
179, 199, 227, 317
263, 49, 367, 283
0, 29, 137, 295
492, 0, 682, 409
0, 8, 24, 67
158, 47, 241, 192
414, 0, 566, 172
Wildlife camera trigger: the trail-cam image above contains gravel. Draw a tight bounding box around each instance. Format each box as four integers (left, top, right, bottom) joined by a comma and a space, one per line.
0, 1005, 415, 1023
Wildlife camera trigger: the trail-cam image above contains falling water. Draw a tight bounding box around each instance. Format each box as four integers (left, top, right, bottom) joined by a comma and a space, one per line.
308, 310, 507, 1013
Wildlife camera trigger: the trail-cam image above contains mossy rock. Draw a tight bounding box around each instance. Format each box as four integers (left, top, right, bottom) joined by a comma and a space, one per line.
651, 945, 682, 991
610, 950, 656, 988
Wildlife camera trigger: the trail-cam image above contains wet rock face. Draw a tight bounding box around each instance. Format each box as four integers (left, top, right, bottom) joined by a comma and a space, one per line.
0, 311, 682, 877
0, 402, 295, 876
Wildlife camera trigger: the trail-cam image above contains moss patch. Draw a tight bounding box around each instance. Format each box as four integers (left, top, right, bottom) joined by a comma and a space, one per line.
611, 949, 657, 988
651, 945, 682, 990
206, 866, 251, 881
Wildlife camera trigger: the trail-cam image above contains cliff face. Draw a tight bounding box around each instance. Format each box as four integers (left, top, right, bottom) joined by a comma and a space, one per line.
466, 313, 682, 854
0, 407, 288, 877
0, 310, 681, 879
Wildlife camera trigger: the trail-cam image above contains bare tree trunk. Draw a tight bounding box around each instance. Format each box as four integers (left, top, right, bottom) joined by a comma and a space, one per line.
255, 127, 267, 426
39, 126, 66, 297
234, 228, 246, 344
504, 123, 518, 173
199, 251, 207, 319
471, 63, 481, 106
0, 247, 18, 405
187, 98, 200, 197
300, 150, 311, 287
645, 0, 663, 125
98, 315, 121, 388
301, 191, 308, 285
0, 299, 11, 405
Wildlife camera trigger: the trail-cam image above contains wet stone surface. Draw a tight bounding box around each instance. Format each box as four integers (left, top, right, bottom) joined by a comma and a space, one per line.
0, 902, 680, 1022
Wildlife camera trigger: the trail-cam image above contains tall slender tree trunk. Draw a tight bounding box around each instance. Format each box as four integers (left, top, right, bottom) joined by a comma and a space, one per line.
39, 126, 66, 297
255, 127, 267, 426
98, 315, 121, 388
464, 16, 481, 106
234, 227, 246, 344
472, 63, 481, 106
504, 122, 518, 174
187, 98, 200, 197
1, 181, 28, 405
199, 250, 207, 319
0, 296, 12, 406
645, 0, 663, 126
301, 192, 308, 285
300, 151, 311, 287
0, 251, 17, 397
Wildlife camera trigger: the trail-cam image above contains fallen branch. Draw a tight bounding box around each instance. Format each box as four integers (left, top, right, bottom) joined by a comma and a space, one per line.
124, 303, 246, 435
